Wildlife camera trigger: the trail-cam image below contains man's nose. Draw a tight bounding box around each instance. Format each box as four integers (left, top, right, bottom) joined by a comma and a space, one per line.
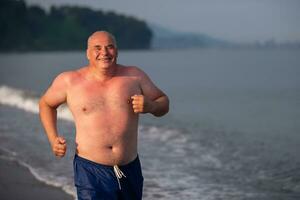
100, 47, 108, 55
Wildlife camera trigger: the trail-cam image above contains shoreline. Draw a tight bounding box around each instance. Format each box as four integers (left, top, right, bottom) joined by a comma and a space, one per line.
0, 157, 74, 200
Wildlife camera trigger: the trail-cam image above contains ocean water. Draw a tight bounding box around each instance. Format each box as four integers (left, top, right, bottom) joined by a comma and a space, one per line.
0, 49, 300, 199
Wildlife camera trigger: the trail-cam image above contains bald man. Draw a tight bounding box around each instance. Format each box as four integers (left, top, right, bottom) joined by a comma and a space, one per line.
39, 31, 169, 200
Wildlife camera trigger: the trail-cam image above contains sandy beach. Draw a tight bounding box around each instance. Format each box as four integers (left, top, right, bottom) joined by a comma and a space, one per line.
0, 157, 74, 200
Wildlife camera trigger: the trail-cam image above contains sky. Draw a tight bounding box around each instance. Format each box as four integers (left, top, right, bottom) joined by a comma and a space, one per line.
24, 0, 300, 43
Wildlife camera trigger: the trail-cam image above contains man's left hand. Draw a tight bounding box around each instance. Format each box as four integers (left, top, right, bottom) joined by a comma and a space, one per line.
130, 94, 154, 114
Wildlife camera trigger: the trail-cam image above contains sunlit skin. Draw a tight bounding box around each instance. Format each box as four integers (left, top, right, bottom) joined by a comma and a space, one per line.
39, 31, 169, 165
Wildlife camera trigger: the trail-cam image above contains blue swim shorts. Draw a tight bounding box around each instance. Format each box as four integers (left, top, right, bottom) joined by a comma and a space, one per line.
73, 154, 144, 200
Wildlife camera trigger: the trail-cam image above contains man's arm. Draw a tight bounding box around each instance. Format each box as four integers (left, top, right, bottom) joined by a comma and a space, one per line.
39, 72, 69, 157
131, 67, 169, 117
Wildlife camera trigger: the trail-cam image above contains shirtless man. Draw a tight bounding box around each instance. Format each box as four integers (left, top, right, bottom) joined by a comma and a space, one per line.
39, 31, 169, 200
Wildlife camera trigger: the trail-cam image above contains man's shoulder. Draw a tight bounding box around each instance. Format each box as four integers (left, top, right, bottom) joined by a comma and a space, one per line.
118, 65, 146, 77
53, 67, 85, 85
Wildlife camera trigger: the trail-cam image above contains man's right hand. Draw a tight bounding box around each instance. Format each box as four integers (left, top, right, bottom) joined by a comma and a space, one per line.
51, 136, 67, 157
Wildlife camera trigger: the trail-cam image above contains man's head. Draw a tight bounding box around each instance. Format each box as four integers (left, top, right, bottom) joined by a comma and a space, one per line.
86, 31, 118, 69
87, 31, 117, 49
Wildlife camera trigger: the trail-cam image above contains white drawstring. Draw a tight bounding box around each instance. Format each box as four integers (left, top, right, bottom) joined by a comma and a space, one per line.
113, 165, 126, 190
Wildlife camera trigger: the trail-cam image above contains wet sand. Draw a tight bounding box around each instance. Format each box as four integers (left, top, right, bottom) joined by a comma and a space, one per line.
0, 157, 74, 200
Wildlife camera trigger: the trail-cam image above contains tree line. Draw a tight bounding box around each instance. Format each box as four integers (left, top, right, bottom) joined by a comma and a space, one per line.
0, 0, 153, 51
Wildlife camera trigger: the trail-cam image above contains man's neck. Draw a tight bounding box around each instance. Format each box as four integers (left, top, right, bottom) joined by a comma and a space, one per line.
87, 64, 118, 82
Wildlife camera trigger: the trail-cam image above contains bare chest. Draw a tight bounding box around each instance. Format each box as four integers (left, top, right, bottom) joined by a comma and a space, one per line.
67, 78, 141, 115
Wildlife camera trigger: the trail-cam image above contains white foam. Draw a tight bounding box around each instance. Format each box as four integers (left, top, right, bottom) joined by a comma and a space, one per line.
139, 125, 187, 144
200, 153, 222, 169
0, 85, 73, 121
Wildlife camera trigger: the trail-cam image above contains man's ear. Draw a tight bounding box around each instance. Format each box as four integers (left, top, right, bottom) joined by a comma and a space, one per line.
86, 49, 90, 60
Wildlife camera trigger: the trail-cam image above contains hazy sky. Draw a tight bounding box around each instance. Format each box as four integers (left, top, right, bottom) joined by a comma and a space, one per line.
25, 0, 300, 43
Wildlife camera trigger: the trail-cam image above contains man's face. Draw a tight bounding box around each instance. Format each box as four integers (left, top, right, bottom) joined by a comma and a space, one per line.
87, 33, 118, 69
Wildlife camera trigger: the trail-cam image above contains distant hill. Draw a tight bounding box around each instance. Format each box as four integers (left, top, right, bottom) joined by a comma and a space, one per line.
150, 23, 233, 49
150, 24, 300, 50
0, 0, 152, 51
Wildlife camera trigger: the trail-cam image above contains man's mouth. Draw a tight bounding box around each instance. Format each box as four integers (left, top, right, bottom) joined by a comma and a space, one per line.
97, 57, 112, 62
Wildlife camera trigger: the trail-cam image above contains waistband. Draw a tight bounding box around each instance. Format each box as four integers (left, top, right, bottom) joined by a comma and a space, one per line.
74, 154, 140, 170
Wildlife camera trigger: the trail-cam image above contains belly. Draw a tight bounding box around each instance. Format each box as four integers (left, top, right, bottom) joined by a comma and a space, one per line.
74, 112, 139, 165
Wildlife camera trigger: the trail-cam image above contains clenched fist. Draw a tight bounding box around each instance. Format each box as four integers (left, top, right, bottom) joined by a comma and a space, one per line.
51, 136, 67, 157
131, 94, 154, 114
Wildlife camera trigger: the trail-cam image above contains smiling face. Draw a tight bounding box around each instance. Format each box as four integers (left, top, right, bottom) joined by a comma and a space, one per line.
86, 31, 118, 70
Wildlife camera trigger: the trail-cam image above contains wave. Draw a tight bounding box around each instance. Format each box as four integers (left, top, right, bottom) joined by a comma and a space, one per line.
0, 85, 73, 121
0, 85, 230, 199
0, 85, 223, 169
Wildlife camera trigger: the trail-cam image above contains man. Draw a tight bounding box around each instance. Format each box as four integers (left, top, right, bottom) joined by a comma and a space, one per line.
39, 31, 169, 200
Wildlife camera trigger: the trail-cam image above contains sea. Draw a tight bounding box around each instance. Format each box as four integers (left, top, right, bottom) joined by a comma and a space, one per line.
0, 48, 300, 200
